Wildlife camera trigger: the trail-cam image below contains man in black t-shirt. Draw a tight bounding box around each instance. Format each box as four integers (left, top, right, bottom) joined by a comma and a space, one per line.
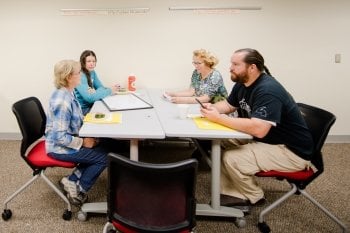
200, 48, 313, 210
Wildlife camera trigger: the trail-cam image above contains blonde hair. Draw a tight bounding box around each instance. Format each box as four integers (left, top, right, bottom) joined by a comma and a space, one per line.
53, 60, 80, 89
193, 49, 219, 68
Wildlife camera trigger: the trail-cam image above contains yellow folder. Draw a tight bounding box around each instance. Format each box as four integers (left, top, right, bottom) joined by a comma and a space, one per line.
193, 117, 234, 131
83, 113, 122, 124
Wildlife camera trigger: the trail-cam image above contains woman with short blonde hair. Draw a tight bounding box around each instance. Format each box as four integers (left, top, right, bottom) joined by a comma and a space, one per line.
46, 59, 109, 206
53, 60, 81, 89
165, 49, 227, 104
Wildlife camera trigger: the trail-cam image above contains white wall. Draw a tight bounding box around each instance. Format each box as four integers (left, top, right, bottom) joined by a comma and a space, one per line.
1, 0, 349, 139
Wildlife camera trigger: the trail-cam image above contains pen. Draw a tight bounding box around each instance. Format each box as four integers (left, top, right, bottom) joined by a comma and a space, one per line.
195, 98, 206, 109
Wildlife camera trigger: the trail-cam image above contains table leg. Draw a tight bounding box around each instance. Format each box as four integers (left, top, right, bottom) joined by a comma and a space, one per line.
196, 139, 244, 218
130, 139, 139, 161
211, 139, 221, 209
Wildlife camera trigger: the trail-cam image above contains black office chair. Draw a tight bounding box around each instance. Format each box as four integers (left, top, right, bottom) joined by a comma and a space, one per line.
255, 103, 349, 233
2, 97, 76, 221
102, 153, 198, 233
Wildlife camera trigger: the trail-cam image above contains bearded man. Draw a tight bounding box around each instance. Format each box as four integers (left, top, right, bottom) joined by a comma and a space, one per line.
199, 48, 313, 211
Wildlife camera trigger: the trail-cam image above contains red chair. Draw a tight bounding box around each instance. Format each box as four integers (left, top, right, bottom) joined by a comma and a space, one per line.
256, 103, 348, 233
2, 97, 75, 221
102, 153, 198, 233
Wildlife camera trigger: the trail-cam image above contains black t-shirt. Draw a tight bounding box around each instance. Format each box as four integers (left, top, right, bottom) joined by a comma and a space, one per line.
227, 73, 314, 160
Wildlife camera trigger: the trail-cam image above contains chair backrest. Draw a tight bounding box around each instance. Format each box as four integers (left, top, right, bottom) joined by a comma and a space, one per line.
297, 103, 336, 173
107, 153, 198, 233
12, 97, 46, 164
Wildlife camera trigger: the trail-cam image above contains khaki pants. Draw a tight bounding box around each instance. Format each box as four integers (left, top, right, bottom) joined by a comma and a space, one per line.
220, 140, 311, 204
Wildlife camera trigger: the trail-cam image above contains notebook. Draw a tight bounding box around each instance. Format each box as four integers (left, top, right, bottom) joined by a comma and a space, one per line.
102, 93, 153, 111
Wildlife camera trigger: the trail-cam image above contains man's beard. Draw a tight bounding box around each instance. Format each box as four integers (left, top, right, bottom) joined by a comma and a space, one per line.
230, 71, 249, 84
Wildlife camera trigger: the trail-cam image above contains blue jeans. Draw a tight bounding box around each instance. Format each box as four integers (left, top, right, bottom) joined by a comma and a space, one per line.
49, 146, 108, 193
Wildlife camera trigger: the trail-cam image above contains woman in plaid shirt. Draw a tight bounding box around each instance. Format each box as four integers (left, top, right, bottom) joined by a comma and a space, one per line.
45, 59, 108, 206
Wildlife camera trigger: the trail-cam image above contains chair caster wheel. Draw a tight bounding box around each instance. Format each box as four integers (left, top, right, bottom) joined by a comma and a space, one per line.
103, 222, 117, 233
258, 221, 271, 233
77, 210, 87, 221
2, 209, 12, 221
234, 217, 246, 228
62, 209, 72, 220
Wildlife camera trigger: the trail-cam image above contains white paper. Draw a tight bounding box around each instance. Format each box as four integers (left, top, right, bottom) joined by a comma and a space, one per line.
162, 92, 172, 102
102, 93, 152, 111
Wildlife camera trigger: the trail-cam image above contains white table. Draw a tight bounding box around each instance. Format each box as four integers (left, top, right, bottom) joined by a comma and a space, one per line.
79, 91, 165, 161
78, 91, 166, 219
148, 88, 252, 219
78, 89, 252, 223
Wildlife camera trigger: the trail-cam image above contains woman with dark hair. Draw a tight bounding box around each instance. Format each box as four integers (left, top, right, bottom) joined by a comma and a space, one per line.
74, 50, 118, 115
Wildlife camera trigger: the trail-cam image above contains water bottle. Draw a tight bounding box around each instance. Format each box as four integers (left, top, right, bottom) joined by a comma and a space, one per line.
128, 74, 136, 91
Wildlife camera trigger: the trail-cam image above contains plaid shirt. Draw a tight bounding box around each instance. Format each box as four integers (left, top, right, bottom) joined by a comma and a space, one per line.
45, 88, 84, 154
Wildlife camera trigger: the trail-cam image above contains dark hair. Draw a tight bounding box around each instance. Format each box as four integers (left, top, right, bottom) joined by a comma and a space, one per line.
235, 48, 271, 76
80, 50, 97, 87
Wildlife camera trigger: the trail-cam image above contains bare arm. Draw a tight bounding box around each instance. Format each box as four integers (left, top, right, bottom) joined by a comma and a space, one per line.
200, 103, 271, 138
166, 88, 212, 104
166, 88, 195, 97
211, 99, 235, 114
171, 94, 211, 104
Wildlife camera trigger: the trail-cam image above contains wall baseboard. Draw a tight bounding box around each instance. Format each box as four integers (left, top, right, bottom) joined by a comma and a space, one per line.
326, 135, 350, 143
1, 133, 350, 143
0, 133, 22, 140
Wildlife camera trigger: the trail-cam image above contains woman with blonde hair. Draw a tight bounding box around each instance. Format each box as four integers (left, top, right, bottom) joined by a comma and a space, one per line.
45, 59, 108, 206
165, 49, 227, 104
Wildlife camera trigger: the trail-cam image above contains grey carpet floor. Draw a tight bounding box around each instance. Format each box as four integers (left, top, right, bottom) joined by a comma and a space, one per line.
0, 140, 349, 233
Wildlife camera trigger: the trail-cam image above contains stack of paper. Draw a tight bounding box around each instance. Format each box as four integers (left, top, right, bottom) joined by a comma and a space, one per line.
193, 117, 234, 131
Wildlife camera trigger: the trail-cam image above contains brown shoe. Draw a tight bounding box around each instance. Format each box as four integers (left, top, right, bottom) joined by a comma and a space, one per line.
220, 194, 250, 206
250, 197, 267, 206
219, 194, 251, 213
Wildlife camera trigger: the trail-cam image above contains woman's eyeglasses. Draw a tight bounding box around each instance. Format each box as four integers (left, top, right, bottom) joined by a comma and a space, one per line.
192, 61, 203, 65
